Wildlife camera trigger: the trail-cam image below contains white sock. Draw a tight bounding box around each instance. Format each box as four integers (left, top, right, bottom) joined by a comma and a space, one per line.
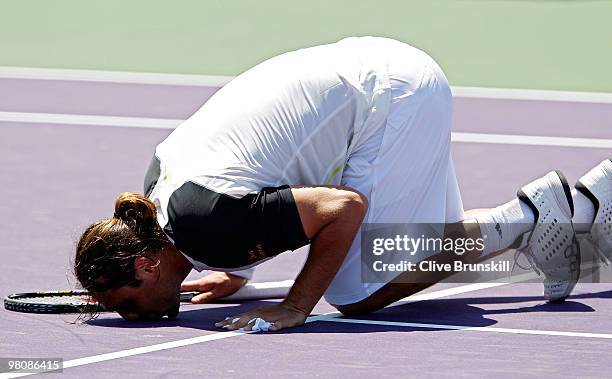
474, 198, 536, 255
572, 188, 596, 233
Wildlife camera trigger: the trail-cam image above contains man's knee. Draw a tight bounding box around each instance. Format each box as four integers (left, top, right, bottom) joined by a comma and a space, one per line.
331, 282, 435, 316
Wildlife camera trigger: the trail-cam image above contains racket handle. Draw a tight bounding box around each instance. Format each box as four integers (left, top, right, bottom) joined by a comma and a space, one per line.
180, 280, 294, 302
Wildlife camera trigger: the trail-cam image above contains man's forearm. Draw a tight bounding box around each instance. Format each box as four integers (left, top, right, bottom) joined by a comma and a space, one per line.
282, 205, 364, 315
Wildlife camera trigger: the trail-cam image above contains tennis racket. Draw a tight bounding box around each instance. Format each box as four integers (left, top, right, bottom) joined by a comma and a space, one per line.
4, 280, 294, 314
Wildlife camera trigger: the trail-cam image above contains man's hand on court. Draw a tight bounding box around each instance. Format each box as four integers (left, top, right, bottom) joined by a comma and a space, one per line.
180, 272, 247, 303
215, 302, 308, 331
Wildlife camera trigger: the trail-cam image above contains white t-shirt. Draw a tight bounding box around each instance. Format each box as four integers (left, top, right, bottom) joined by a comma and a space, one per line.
146, 37, 394, 275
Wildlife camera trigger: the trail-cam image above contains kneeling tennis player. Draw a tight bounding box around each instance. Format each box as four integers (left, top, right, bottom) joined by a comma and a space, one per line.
74, 37, 612, 330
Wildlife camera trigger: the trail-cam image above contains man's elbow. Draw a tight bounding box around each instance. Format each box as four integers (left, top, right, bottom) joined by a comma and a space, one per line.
341, 191, 368, 221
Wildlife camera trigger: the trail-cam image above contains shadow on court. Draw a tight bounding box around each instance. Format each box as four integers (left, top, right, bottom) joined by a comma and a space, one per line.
86, 300, 279, 330
86, 290, 612, 334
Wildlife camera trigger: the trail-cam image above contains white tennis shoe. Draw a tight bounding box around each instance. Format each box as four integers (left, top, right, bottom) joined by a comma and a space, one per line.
575, 159, 612, 264
517, 171, 580, 302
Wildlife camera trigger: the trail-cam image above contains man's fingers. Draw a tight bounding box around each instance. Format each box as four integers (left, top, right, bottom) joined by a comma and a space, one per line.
180, 280, 199, 291
215, 316, 243, 328
190, 291, 215, 304
214, 305, 306, 332
242, 318, 258, 331
215, 315, 253, 330
225, 315, 253, 331
180, 280, 214, 292
214, 317, 232, 328
180, 280, 201, 292
269, 320, 283, 331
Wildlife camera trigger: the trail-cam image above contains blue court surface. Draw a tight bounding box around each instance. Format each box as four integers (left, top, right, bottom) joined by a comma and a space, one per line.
1, 75, 612, 378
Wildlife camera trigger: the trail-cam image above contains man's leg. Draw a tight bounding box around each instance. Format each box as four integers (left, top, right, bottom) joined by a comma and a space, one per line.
335, 165, 608, 315
333, 209, 497, 315
322, 49, 457, 307
323, 43, 596, 313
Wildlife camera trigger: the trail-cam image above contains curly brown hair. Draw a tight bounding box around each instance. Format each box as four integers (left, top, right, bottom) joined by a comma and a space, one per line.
74, 192, 169, 293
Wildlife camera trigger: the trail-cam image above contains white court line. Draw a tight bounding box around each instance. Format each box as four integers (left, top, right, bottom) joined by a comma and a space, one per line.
321, 317, 612, 340
452, 86, 612, 104
0, 331, 249, 379
451, 132, 612, 149
1, 111, 611, 149
1, 66, 612, 104
0, 282, 505, 378
0, 111, 181, 129
388, 282, 507, 307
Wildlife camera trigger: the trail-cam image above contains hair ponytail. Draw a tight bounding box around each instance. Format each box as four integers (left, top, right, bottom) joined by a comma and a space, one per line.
75, 192, 169, 293
113, 192, 158, 233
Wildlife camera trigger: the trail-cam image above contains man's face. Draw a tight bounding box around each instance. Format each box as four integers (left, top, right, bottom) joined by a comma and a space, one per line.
95, 262, 181, 321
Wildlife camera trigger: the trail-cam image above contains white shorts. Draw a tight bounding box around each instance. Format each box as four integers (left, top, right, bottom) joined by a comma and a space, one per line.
323, 45, 465, 306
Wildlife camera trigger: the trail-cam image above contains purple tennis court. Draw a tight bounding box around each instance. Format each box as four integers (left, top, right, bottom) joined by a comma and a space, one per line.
1, 76, 611, 378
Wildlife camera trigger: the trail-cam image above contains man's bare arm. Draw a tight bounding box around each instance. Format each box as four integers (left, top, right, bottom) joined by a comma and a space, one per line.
214, 185, 367, 331
282, 186, 368, 316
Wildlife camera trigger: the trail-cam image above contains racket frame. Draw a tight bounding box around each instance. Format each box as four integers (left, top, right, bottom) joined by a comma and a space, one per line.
3, 290, 103, 314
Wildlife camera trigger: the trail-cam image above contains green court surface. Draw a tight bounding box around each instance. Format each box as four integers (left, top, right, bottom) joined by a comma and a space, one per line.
1, 0, 611, 92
